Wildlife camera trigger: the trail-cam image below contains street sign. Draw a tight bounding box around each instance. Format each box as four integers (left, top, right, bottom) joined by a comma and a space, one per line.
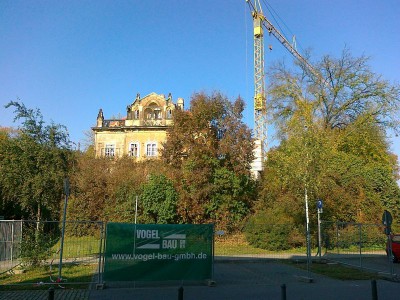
317, 199, 323, 213
317, 200, 323, 209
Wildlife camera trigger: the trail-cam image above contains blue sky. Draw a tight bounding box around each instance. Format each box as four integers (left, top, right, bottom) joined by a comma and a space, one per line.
1, 0, 399, 161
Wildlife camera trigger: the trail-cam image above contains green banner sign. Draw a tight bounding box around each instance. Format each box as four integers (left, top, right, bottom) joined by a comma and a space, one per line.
104, 223, 213, 281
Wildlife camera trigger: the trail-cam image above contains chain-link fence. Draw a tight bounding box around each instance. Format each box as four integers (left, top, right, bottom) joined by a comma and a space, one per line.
0, 220, 104, 287
320, 221, 398, 276
0, 220, 23, 268
214, 223, 312, 260
2, 219, 398, 287
213, 221, 398, 277
320, 221, 385, 256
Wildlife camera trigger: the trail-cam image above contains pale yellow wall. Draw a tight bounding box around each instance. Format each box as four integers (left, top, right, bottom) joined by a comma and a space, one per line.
94, 129, 167, 160
93, 92, 180, 160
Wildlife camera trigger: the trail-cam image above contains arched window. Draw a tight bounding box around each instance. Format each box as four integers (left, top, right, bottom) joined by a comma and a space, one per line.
144, 102, 162, 120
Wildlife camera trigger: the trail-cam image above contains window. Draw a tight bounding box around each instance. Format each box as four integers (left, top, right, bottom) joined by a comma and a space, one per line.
154, 109, 161, 120
144, 103, 162, 120
144, 108, 153, 120
129, 143, 139, 157
105, 144, 115, 157
134, 110, 139, 119
166, 109, 173, 119
146, 143, 157, 157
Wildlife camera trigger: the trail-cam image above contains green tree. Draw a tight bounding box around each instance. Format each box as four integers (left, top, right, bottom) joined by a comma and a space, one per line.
67, 151, 167, 230
268, 48, 400, 138
161, 92, 256, 229
253, 120, 400, 236
246, 48, 400, 248
261, 48, 399, 222
0, 102, 73, 221
66, 152, 111, 224
140, 174, 178, 224
208, 168, 256, 231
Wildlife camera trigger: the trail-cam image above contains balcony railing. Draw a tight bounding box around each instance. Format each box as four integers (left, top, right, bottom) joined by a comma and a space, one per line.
103, 120, 124, 128
102, 119, 167, 128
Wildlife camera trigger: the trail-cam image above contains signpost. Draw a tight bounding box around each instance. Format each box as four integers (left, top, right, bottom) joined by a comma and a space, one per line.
134, 195, 138, 224
317, 199, 323, 259
104, 223, 213, 281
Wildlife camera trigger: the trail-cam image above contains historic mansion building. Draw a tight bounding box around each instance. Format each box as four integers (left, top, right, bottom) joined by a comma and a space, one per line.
92, 92, 184, 159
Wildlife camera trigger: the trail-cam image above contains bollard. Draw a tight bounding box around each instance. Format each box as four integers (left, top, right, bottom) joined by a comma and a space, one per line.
371, 279, 378, 300
48, 287, 55, 300
178, 286, 184, 300
281, 284, 286, 300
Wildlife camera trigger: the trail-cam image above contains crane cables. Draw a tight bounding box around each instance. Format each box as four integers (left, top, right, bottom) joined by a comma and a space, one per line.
261, 0, 306, 55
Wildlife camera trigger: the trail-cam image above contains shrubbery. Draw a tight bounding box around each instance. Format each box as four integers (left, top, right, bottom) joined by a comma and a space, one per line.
244, 210, 305, 251
20, 223, 59, 267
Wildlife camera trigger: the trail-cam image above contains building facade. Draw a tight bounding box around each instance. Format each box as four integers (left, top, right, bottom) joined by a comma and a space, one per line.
92, 92, 184, 159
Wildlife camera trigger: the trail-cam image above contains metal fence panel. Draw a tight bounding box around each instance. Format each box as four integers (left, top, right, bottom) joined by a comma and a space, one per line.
0, 220, 22, 268
320, 221, 398, 276
0, 220, 104, 287
2, 219, 398, 286
320, 221, 386, 256
214, 223, 311, 260
104, 223, 213, 281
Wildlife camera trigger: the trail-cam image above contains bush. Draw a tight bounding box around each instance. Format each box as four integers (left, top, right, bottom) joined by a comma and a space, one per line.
20, 223, 59, 267
244, 210, 305, 251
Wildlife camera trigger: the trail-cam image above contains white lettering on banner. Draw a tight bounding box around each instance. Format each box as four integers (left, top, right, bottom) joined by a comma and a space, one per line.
111, 252, 207, 261
162, 239, 177, 249
134, 229, 187, 250
136, 230, 159, 239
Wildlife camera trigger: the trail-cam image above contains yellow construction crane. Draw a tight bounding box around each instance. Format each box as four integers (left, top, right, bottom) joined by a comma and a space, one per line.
246, 0, 324, 175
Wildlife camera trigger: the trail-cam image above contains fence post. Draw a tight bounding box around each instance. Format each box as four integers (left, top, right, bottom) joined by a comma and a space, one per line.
212, 226, 215, 281
11, 221, 14, 265
336, 222, 339, 254
58, 178, 70, 281
359, 224, 362, 268
98, 222, 104, 285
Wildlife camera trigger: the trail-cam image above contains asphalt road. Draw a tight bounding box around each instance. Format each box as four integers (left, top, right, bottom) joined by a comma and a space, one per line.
1, 259, 399, 300
88, 260, 400, 300
323, 253, 400, 276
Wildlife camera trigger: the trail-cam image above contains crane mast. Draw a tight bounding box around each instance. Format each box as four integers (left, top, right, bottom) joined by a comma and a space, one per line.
246, 0, 322, 176
249, 0, 267, 175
